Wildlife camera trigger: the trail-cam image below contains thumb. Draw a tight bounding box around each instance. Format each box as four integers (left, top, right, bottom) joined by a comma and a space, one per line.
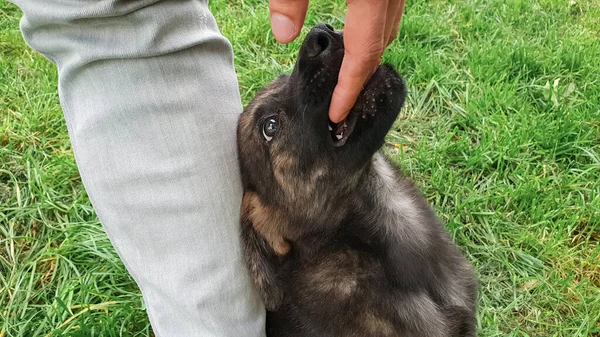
269, 0, 309, 44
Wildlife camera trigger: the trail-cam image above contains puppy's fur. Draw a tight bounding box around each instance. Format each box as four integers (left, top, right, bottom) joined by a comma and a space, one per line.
236, 24, 478, 337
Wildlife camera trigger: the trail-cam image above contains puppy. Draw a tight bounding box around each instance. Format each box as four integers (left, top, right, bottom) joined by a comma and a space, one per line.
236, 23, 478, 337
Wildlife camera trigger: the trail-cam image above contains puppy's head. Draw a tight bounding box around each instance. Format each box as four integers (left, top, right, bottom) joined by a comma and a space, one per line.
237, 24, 406, 225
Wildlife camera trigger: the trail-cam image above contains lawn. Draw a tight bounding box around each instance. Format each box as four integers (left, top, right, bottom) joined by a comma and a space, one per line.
1, 0, 599, 336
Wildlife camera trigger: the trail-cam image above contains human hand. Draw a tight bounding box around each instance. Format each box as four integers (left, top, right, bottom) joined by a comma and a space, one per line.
269, 0, 405, 123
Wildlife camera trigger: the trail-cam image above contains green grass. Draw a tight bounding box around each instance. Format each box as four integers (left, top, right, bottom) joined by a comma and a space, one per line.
1, 0, 599, 335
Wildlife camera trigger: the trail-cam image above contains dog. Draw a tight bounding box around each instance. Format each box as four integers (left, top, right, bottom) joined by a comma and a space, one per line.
236, 23, 478, 337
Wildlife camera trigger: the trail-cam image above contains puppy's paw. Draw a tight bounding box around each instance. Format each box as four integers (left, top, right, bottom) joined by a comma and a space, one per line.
260, 282, 284, 311
244, 231, 285, 311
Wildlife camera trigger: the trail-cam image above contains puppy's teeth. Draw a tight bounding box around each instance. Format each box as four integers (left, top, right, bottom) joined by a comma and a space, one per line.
328, 125, 333, 131
336, 133, 343, 140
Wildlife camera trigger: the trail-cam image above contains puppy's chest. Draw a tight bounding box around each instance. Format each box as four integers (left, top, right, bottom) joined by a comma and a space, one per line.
280, 243, 387, 308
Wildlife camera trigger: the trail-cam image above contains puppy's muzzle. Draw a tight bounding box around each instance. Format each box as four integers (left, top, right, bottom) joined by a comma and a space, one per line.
299, 24, 343, 60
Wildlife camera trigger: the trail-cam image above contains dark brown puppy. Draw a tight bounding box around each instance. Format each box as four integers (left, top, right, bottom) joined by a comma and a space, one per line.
236, 24, 478, 337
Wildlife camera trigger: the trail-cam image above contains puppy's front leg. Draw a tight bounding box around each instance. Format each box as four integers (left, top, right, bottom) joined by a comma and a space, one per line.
240, 192, 289, 311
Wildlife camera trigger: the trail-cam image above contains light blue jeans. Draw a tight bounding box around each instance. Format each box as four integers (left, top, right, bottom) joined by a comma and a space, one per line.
11, 0, 266, 335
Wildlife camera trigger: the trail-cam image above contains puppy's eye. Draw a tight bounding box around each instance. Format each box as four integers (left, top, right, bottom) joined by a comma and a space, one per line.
262, 117, 279, 141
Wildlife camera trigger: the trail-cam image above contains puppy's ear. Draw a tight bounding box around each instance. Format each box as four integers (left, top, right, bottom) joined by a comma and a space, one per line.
240, 192, 285, 311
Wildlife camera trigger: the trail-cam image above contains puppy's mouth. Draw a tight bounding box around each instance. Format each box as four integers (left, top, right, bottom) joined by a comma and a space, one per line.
293, 24, 404, 149
327, 66, 384, 147
328, 108, 359, 147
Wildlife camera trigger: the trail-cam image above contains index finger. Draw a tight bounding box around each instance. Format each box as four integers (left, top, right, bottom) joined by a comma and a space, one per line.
328, 0, 388, 123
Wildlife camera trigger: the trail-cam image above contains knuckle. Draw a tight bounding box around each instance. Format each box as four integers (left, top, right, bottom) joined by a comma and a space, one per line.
345, 39, 384, 63
355, 39, 384, 62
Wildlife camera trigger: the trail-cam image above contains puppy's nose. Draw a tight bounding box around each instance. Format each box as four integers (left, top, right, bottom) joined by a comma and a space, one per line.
304, 23, 338, 58
322, 23, 334, 31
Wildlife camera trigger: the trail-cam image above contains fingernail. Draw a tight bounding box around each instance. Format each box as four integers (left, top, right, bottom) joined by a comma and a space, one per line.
270, 13, 297, 43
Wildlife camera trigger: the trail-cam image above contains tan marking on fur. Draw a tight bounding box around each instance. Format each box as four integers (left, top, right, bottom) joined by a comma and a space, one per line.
312, 268, 357, 297
271, 154, 331, 214
242, 192, 291, 256
307, 251, 360, 298
273, 152, 295, 170
272, 152, 296, 194
362, 312, 395, 336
